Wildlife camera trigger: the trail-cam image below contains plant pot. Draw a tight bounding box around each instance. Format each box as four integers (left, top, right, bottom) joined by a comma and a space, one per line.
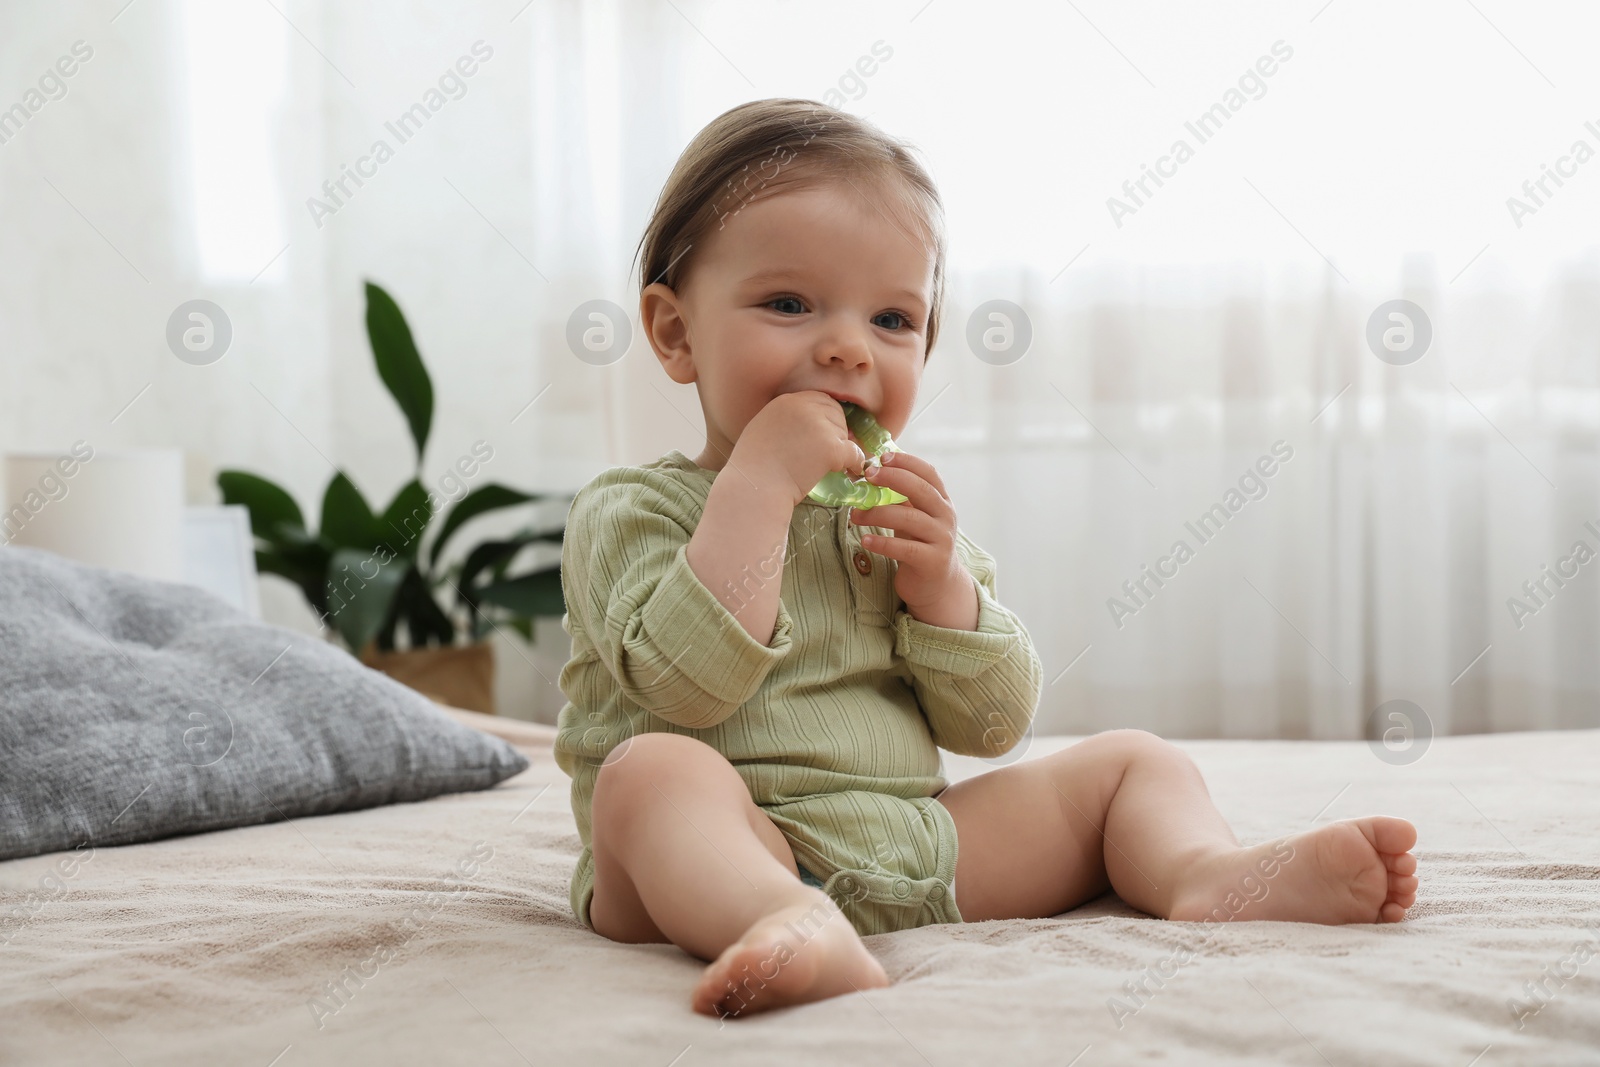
360, 639, 496, 715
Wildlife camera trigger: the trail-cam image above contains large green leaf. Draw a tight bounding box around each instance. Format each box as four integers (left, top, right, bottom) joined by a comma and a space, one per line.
364, 281, 433, 464
428, 484, 539, 568
395, 568, 455, 649
271, 522, 331, 563
470, 613, 535, 644
321, 472, 381, 549
455, 530, 564, 604
326, 547, 409, 654
380, 478, 432, 559
472, 568, 565, 617
218, 470, 305, 541
457, 538, 523, 598
255, 548, 329, 617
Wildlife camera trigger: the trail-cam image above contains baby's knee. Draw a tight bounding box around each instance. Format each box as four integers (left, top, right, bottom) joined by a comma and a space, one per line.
1089, 727, 1190, 768
592, 730, 747, 839
601, 729, 695, 768
595, 730, 724, 793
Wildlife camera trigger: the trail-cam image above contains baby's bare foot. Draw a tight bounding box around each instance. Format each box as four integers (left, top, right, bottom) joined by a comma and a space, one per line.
1170, 816, 1419, 925
690, 896, 888, 1018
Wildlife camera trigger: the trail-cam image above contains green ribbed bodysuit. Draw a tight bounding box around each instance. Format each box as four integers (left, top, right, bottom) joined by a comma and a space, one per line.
553, 449, 1043, 937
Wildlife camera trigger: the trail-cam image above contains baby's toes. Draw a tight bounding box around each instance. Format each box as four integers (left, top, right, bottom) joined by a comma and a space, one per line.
1388, 871, 1418, 909
1379, 901, 1408, 923
691, 960, 737, 1016
1383, 850, 1418, 877
1362, 816, 1417, 856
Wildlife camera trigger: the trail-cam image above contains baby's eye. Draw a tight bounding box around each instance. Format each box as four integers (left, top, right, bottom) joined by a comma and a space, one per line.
767, 296, 806, 315
873, 310, 910, 331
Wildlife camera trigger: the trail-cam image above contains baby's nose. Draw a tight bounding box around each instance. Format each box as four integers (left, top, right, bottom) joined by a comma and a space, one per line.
816, 328, 873, 365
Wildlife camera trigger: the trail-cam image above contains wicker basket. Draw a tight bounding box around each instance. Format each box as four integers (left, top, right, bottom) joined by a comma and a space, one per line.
360, 640, 496, 715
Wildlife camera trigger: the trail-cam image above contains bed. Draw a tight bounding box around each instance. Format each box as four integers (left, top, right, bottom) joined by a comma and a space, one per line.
4, 711, 1598, 1066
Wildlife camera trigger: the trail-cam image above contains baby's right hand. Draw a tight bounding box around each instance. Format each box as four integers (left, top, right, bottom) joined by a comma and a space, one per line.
733, 391, 869, 505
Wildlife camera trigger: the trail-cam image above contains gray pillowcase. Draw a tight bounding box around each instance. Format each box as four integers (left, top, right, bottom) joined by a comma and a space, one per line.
0, 545, 528, 862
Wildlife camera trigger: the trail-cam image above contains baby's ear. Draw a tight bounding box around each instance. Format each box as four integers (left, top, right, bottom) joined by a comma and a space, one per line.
640, 283, 696, 384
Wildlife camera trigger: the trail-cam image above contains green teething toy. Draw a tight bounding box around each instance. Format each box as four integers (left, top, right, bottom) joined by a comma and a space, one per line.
807, 401, 910, 509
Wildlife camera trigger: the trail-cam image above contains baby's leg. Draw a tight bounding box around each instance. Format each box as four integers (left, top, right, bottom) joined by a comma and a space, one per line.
589, 731, 887, 1016
936, 729, 1419, 924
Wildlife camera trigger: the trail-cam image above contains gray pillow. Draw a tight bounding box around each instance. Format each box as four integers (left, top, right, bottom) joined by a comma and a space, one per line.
0, 545, 528, 862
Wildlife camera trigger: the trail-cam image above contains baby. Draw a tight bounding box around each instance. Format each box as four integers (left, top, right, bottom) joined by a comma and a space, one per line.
552, 98, 1419, 1019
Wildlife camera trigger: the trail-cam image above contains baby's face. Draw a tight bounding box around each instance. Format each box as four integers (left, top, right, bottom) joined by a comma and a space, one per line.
658, 177, 934, 463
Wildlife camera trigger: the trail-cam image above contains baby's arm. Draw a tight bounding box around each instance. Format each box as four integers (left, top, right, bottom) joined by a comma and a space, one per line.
686, 392, 871, 646
563, 472, 795, 731
563, 395, 862, 733
896, 532, 1044, 759
685, 464, 794, 647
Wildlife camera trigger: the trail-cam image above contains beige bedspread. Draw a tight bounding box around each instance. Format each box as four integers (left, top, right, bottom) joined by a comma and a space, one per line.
4, 713, 1598, 1066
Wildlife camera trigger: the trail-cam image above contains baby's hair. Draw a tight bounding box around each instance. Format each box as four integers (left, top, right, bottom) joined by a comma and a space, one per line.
634, 98, 947, 357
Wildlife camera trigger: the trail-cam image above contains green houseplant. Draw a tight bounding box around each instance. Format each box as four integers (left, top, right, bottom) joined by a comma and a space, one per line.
218, 280, 566, 712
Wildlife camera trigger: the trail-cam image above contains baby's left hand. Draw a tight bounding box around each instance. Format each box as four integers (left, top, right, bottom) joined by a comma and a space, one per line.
850, 451, 979, 631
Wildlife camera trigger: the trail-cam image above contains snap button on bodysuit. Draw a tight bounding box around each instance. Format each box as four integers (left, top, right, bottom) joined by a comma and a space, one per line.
928, 883, 945, 901
853, 550, 872, 576
892, 878, 911, 899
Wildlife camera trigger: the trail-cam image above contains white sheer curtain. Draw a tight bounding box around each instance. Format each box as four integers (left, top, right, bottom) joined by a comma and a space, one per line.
4, 0, 1597, 735
925, 260, 1600, 739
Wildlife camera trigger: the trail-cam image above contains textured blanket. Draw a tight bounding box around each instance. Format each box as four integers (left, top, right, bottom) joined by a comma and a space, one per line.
2, 710, 1597, 1066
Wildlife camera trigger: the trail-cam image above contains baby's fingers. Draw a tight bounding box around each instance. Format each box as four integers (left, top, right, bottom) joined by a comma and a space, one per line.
851, 504, 946, 546
830, 437, 867, 478
849, 442, 869, 477
863, 459, 952, 522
